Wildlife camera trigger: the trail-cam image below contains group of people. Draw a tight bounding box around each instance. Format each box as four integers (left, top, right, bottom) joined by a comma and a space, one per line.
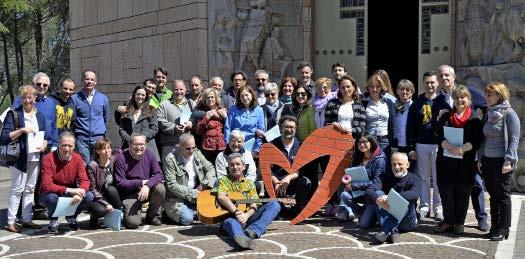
0, 61, 519, 249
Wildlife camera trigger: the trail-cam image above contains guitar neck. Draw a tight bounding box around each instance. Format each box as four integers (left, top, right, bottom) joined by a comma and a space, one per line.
234, 198, 286, 204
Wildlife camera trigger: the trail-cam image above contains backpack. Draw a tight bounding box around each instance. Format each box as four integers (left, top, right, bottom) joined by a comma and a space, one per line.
0, 109, 20, 167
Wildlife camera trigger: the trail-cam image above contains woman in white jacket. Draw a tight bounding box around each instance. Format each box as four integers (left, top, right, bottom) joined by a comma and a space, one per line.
215, 130, 257, 182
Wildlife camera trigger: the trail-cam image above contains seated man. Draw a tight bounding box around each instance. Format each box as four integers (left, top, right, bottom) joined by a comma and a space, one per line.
164, 133, 216, 225
270, 115, 311, 215
114, 132, 165, 228
40, 132, 94, 234
371, 152, 422, 243
218, 153, 281, 249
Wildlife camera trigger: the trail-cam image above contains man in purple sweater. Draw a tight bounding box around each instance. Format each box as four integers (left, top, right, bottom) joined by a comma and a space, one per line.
114, 132, 165, 228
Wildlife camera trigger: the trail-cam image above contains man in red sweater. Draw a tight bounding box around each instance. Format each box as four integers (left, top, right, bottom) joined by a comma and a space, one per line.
40, 131, 93, 234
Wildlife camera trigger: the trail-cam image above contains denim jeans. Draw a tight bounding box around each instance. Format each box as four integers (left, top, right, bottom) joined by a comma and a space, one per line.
339, 190, 381, 229
378, 204, 418, 234
41, 191, 94, 220
471, 173, 488, 222
76, 138, 97, 165
178, 202, 196, 226
359, 204, 379, 229
222, 201, 281, 239
338, 191, 359, 217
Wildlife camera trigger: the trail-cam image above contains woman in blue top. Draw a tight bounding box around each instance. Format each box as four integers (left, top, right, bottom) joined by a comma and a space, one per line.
1, 85, 52, 232
337, 132, 386, 229
224, 85, 265, 157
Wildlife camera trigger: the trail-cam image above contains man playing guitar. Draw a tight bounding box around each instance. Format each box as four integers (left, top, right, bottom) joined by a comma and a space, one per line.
217, 153, 281, 250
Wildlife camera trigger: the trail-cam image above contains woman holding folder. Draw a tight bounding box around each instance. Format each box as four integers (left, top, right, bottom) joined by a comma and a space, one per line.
2, 85, 52, 233
434, 86, 483, 234
195, 88, 227, 162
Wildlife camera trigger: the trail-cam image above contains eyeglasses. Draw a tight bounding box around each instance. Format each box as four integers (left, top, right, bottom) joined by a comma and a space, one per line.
36, 83, 48, 87
296, 92, 308, 97
358, 140, 370, 145
185, 146, 197, 151
255, 78, 267, 82
265, 92, 277, 97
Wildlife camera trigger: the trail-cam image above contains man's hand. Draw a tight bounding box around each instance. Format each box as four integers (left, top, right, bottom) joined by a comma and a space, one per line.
174, 124, 186, 133
184, 121, 193, 130
235, 210, 249, 226
197, 184, 205, 192
255, 129, 265, 139
69, 188, 86, 197
408, 151, 417, 160
437, 109, 449, 121
106, 204, 114, 212
376, 195, 389, 209
21, 127, 34, 134
277, 175, 291, 197
138, 185, 150, 202
71, 194, 82, 205
36, 140, 48, 153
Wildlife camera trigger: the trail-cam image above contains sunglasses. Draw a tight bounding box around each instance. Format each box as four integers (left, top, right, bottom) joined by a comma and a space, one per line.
36, 83, 48, 87
185, 146, 197, 151
296, 92, 308, 97
265, 93, 277, 97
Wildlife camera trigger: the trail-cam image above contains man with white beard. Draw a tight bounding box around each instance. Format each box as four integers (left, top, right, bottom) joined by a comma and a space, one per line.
369, 152, 422, 244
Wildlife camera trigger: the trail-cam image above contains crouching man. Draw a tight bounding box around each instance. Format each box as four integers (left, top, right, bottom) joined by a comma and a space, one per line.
371, 152, 422, 243
114, 132, 165, 228
40, 132, 94, 233
217, 153, 281, 249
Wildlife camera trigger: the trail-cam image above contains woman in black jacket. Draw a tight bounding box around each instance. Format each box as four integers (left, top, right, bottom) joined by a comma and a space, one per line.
119, 85, 159, 160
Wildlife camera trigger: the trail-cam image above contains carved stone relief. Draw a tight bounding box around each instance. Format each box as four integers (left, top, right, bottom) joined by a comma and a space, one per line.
208, 0, 303, 86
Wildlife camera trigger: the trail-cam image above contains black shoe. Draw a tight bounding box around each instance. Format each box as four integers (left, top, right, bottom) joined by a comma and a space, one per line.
244, 229, 258, 239
434, 223, 453, 233
478, 221, 489, 232
454, 225, 464, 235
374, 231, 389, 243
390, 231, 400, 243
66, 217, 79, 231
484, 226, 496, 238
88, 215, 99, 229
234, 235, 254, 250
145, 217, 162, 226
48, 220, 60, 234
490, 228, 509, 241
33, 209, 49, 220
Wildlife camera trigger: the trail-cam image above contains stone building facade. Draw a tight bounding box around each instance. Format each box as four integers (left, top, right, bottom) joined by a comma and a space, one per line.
70, 0, 525, 186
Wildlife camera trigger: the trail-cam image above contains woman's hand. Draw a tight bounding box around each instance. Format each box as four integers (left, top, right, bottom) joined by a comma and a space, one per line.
502, 161, 513, 174
117, 105, 127, 113
344, 182, 352, 192
21, 127, 34, 134
106, 204, 114, 212
36, 140, 48, 153
217, 108, 227, 119
255, 129, 265, 139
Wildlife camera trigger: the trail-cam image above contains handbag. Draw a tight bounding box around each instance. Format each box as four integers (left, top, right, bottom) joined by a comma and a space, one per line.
0, 110, 20, 166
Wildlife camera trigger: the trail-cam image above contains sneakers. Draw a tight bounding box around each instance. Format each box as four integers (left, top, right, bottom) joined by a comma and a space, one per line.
435, 210, 444, 222
141, 202, 149, 213
145, 216, 162, 226
48, 220, 59, 234
66, 217, 79, 230
374, 231, 389, 243
234, 235, 254, 249
244, 229, 258, 239
391, 231, 400, 243
335, 210, 355, 222
419, 207, 430, 219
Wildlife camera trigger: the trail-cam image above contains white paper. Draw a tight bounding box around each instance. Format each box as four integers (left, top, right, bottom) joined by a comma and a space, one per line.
386, 188, 409, 222
27, 131, 45, 153
179, 108, 192, 125
344, 166, 369, 198
443, 126, 463, 159
52, 197, 80, 217
264, 125, 281, 142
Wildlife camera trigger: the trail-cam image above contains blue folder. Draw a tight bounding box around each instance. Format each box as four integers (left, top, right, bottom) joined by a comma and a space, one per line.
103, 209, 123, 231
51, 197, 80, 217
386, 188, 409, 222
244, 138, 256, 152
344, 166, 369, 198
264, 125, 281, 142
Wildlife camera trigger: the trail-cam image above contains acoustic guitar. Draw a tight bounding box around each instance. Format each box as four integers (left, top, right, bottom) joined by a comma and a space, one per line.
197, 190, 296, 224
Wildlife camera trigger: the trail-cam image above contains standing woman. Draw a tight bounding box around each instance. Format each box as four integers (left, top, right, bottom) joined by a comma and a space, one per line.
371, 69, 396, 103
279, 77, 297, 105
119, 85, 159, 160
313, 77, 337, 128
479, 82, 520, 241
363, 73, 396, 156
195, 88, 227, 162
261, 82, 284, 131
281, 85, 316, 142
224, 85, 265, 157
88, 138, 122, 228
392, 79, 415, 153
324, 75, 366, 137
1, 85, 51, 232
434, 86, 483, 234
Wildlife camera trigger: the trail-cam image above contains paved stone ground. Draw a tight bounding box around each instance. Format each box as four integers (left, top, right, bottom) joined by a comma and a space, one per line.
1, 168, 523, 258
0, 206, 501, 259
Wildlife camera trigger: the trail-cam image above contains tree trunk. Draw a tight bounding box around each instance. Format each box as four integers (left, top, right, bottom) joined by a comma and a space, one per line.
12, 17, 24, 86
1, 34, 14, 103
34, 7, 43, 72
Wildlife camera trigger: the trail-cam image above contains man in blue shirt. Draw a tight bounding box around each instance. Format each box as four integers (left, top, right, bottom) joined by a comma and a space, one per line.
70, 70, 109, 164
